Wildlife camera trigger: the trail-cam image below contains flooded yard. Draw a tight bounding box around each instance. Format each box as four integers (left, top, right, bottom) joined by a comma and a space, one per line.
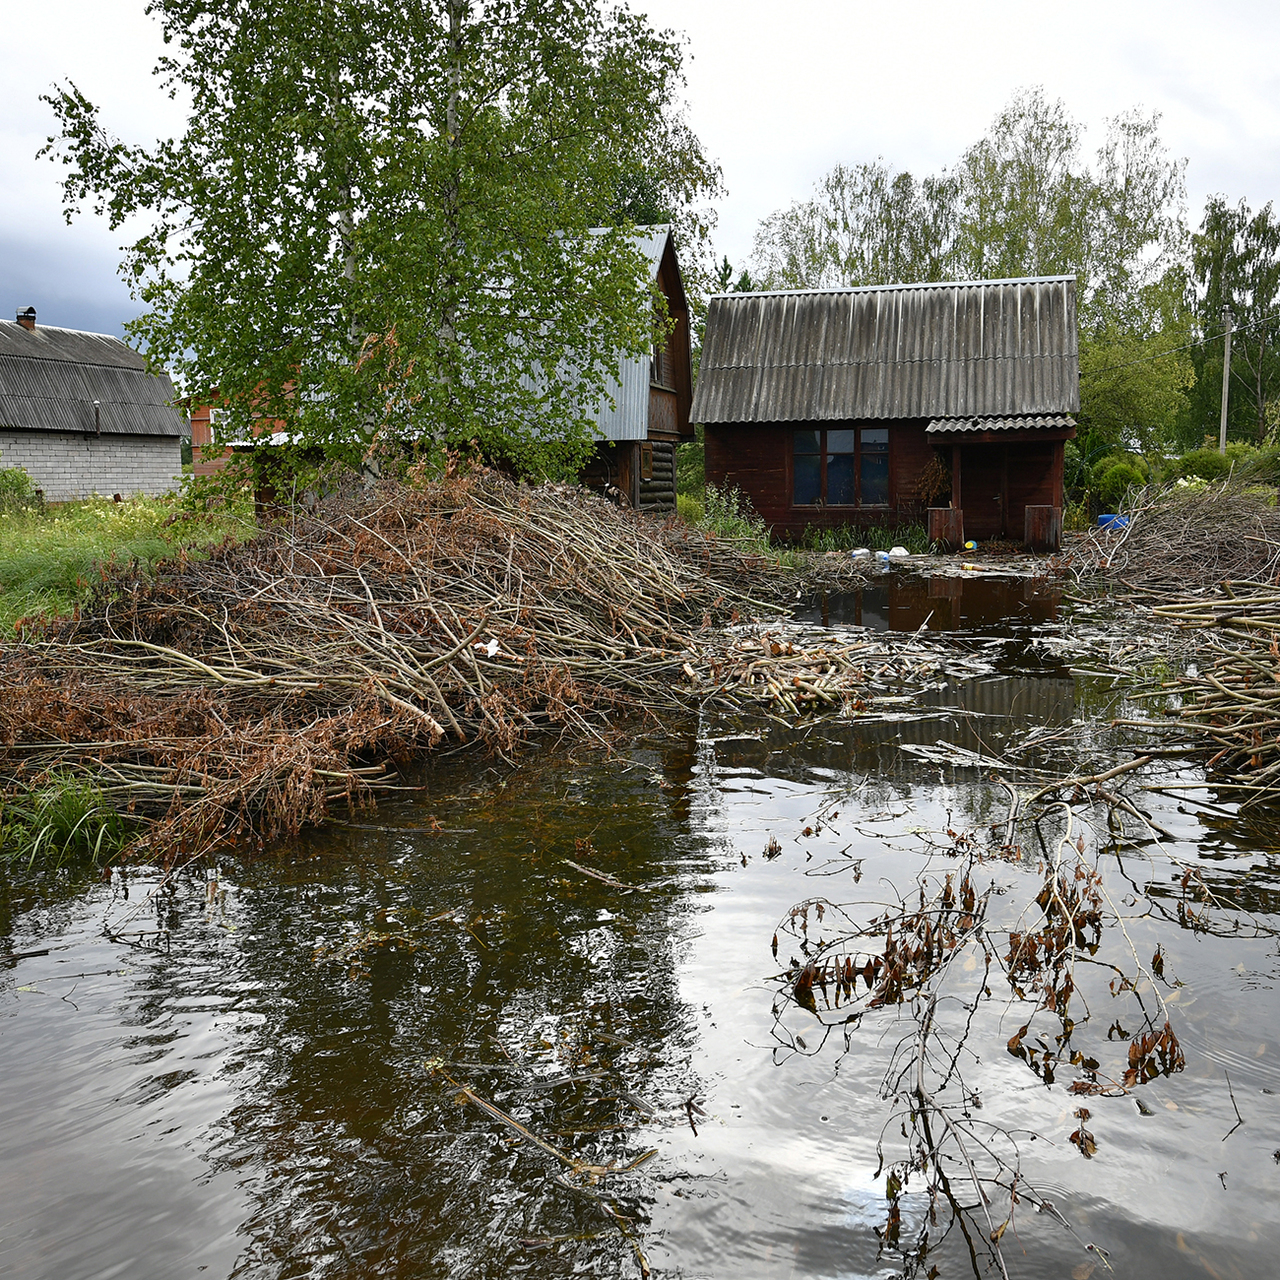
4, 573, 1280, 1279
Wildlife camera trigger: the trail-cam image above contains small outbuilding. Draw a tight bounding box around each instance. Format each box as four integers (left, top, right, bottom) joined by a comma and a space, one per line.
690, 276, 1078, 548
0, 308, 186, 500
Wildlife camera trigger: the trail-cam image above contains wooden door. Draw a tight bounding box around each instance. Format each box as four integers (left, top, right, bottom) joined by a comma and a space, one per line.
961, 445, 1006, 539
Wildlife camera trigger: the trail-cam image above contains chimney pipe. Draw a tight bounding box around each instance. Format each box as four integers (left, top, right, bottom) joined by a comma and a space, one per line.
16, 306, 35, 331
94, 400, 101, 437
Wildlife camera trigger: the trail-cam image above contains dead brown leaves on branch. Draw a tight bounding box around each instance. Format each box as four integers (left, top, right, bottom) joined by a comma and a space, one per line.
1, 470, 789, 863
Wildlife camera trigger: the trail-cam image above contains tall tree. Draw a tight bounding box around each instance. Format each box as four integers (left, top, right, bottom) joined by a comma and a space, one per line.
1191, 196, 1280, 443
748, 88, 1186, 334
42, 0, 719, 474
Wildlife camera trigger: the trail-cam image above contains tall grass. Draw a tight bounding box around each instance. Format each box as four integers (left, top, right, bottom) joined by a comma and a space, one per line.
0, 773, 131, 868
0, 489, 249, 633
797, 522, 933, 554
695, 485, 773, 554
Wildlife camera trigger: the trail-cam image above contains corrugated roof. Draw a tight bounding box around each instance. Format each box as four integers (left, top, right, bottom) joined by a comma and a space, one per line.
691, 277, 1078, 424
522, 224, 678, 443
0, 320, 186, 437
926, 414, 1076, 435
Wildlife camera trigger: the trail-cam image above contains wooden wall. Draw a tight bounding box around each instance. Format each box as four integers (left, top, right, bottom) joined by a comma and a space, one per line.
704, 420, 937, 537
581, 439, 676, 513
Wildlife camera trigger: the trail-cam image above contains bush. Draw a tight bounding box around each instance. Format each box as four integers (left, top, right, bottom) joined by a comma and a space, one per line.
1173, 443, 1258, 483
676, 427, 705, 496
699, 484, 770, 552
1094, 460, 1147, 510
675, 492, 704, 525
0, 463, 41, 514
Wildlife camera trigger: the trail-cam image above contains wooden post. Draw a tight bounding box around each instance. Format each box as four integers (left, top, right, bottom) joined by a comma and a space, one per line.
1219, 306, 1234, 455
616, 442, 637, 507
1024, 505, 1062, 553
929, 507, 964, 550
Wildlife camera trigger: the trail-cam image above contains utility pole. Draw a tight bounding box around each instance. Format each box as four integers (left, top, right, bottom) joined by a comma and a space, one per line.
1219, 306, 1235, 455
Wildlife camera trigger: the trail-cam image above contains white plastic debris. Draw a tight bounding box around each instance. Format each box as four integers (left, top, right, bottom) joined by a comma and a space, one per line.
851, 548, 871, 559
474, 637, 500, 658
888, 545, 909, 558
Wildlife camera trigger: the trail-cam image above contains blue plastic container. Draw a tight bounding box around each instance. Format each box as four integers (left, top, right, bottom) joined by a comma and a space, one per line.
1098, 514, 1130, 531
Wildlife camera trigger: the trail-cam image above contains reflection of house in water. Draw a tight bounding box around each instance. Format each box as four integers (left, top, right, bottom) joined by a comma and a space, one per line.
797, 573, 1060, 634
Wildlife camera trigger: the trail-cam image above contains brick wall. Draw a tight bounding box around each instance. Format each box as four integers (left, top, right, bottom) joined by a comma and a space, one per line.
0, 430, 183, 501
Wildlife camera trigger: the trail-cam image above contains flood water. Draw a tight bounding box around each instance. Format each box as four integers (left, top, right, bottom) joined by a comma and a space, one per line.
4, 573, 1280, 1279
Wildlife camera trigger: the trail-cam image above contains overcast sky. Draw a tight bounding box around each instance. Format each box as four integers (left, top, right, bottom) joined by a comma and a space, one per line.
3, 0, 1278, 336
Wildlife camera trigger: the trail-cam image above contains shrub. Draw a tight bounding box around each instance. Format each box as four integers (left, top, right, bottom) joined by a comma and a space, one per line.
1094, 461, 1147, 510
0, 463, 41, 514
1173, 443, 1259, 483
675, 492, 704, 525
699, 484, 770, 552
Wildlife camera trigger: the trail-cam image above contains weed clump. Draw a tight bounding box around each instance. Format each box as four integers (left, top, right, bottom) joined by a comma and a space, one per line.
0, 772, 129, 867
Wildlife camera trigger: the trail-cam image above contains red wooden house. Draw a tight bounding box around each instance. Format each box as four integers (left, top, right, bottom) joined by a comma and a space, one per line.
690, 277, 1078, 548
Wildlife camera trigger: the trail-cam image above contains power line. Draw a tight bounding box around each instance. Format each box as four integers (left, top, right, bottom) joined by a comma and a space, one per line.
1079, 304, 1280, 378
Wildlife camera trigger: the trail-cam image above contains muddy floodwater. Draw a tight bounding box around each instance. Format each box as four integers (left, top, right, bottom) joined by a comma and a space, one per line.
4, 572, 1280, 1279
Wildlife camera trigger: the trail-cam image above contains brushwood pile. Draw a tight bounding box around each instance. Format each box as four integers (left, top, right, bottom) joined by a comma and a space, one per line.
1, 472, 802, 861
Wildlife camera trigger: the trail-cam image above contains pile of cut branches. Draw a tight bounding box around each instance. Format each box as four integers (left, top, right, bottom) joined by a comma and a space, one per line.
1, 471, 795, 861
1061, 482, 1280, 593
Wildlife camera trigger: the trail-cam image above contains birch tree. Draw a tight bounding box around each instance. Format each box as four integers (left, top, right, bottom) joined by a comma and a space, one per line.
42, 0, 719, 474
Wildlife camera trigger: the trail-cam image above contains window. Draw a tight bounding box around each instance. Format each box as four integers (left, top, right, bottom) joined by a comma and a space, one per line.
640, 442, 654, 480
793, 427, 889, 506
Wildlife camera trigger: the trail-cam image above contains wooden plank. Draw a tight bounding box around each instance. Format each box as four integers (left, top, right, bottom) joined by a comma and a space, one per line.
928, 507, 964, 550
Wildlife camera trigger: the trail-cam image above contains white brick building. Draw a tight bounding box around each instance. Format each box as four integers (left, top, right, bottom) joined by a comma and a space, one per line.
0, 308, 185, 501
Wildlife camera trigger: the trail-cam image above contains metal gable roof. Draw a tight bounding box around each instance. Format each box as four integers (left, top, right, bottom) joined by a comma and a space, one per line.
0, 320, 186, 438
691, 277, 1079, 424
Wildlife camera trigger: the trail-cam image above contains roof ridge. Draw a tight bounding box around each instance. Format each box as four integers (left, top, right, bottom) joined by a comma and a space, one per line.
709, 275, 1076, 300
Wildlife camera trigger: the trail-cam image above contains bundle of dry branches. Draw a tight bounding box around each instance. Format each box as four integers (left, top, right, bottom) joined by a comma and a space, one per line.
1061, 483, 1280, 592
2, 471, 796, 860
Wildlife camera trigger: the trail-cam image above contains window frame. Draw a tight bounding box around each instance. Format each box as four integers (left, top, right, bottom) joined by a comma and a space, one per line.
790, 426, 890, 509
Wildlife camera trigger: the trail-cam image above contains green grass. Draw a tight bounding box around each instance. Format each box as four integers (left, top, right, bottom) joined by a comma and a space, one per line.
796, 522, 932, 554
0, 772, 132, 868
0, 486, 251, 634
694, 484, 774, 554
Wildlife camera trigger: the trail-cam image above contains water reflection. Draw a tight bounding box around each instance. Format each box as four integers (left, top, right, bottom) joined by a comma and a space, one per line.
797, 571, 1061, 634
3, 598, 1280, 1279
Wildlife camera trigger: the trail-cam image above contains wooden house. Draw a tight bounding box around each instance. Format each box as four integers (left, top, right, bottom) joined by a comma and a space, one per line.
690, 277, 1078, 548
570, 225, 693, 512
0, 307, 185, 500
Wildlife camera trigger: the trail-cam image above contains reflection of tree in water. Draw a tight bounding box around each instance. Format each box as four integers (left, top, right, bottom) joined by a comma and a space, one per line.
760, 738, 1280, 1279
193, 748, 705, 1279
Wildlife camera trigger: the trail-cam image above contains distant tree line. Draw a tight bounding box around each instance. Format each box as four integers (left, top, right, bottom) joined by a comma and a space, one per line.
743, 87, 1280, 464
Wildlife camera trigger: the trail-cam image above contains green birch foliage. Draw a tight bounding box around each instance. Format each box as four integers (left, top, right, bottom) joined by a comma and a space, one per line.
748, 88, 1186, 334
42, 0, 719, 475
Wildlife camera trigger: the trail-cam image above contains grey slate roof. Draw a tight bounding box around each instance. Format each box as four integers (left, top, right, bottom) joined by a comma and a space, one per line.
926, 414, 1076, 435
0, 320, 186, 437
691, 277, 1078, 424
